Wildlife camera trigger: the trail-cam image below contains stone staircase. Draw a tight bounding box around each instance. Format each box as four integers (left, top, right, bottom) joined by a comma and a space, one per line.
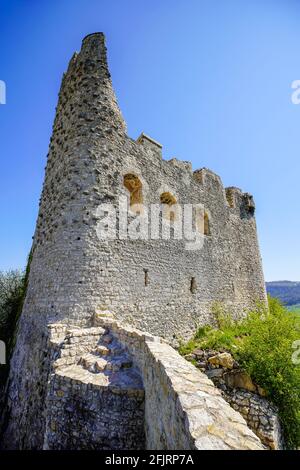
45, 319, 145, 450
53, 325, 144, 397
45, 317, 264, 450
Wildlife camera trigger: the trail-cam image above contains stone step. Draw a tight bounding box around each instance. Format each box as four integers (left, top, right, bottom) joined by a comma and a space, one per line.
78, 353, 99, 372
56, 364, 144, 398
78, 352, 133, 373
65, 326, 105, 338
61, 339, 101, 351
62, 331, 106, 348
70, 326, 106, 335
94, 342, 124, 357
53, 355, 76, 369
94, 344, 110, 356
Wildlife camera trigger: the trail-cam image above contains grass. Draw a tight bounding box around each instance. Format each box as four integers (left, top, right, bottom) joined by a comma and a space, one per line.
179, 297, 300, 449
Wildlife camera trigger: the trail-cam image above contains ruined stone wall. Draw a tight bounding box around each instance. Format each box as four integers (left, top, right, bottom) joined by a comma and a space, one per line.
3, 316, 267, 450
94, 317, 264, 450
42, 322, 145, 450
44, 373, 145, 450
225, 390, 282, 450
29, 318, 266, 450
1, 33, 266, 448
185, 349, 283, 449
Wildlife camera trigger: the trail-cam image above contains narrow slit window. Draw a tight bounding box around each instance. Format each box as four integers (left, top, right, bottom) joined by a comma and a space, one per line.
144, 269, 149, 287
190, 277, 197, 294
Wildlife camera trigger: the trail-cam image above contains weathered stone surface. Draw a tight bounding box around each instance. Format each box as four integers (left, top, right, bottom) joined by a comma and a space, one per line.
193, 349, 205, 359
225, 370, 257, 392
208, 352, 235, 369
206, 368, 225, 379
224, 390, 283, 450
93, 317, 264, 450
6, 319, 261, 450
187, 348, 283, 449
43, 324, 145, 450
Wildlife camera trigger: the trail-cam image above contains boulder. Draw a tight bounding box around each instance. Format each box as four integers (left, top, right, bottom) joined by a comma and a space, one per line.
193, 349, 205, 359
208, 352, 235, 369
225, 370, 256, 392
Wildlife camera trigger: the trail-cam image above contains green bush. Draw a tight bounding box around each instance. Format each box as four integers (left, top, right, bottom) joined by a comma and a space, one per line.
0, 270, 25, 387
237, 297, 300, 449
179, 297, 300, 449
0, 251, 32, 389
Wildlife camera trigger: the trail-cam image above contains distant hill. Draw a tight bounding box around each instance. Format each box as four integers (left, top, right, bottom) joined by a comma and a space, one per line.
266, 281, 300, 306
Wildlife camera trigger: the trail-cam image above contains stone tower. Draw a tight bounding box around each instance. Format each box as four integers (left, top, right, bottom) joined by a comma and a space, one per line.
1, 33, 266, 449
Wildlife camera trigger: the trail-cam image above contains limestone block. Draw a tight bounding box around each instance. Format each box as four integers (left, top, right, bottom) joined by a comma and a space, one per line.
224, 370, 257, 392
208, 352, 235, 369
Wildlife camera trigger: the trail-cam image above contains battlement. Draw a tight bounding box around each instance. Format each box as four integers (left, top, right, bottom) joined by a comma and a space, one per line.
136, 132, 162, 161
136, 132, 162, 149
133, 133, 255, 219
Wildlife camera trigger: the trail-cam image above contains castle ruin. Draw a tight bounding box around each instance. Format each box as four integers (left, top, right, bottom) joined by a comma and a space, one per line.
0, 33, 267, 450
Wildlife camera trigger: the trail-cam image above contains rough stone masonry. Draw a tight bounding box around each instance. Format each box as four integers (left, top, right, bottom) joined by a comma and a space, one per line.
0, 33, 267, 449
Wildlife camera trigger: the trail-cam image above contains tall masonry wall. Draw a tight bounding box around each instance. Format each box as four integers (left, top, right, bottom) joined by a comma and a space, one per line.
21, 33, 265, 337
0, 33, 266, 449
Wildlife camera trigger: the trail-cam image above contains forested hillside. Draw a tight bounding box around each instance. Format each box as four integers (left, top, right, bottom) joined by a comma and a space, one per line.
266, 281, 300, 306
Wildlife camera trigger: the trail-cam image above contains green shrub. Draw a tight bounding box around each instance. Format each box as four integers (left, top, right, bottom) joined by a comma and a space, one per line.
237, 297, 300, 449
179, 297, 300, 449
0, 250, 32, 389
0, 270, 25, 387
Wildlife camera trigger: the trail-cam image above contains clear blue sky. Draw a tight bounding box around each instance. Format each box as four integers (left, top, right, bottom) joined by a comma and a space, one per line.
0, 0, 299, 281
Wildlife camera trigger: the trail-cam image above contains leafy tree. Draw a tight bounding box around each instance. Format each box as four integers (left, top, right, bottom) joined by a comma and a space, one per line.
0, 270, 25, 387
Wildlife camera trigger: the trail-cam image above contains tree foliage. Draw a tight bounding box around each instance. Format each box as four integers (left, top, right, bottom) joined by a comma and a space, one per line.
0, 270, 25, 387
179, 297, 300, 448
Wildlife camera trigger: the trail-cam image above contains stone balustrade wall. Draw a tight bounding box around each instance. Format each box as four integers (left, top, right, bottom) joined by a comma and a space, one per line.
95, 317, 264, 450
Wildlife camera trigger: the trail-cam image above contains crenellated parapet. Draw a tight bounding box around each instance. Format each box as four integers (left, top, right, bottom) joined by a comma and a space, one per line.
225, 187, 256, 218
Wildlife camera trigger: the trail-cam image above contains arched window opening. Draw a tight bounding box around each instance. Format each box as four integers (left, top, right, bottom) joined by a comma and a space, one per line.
160, 192, 177, 221
196, 209, 211, 236
124, 174, 143, 211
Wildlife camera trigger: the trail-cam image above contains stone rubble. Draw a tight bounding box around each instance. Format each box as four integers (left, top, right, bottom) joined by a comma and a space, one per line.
185, 349, 283, 449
